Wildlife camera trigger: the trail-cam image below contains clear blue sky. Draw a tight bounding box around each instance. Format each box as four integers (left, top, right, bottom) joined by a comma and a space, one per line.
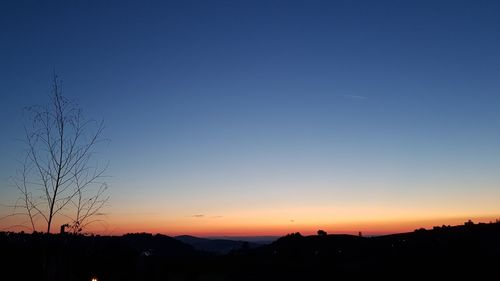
1, 0, 500, 235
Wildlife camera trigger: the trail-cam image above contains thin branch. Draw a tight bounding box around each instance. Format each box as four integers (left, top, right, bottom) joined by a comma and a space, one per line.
11, 74, 109, 234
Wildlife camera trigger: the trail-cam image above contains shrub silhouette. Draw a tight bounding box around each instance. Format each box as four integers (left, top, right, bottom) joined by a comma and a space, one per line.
317, 230, 327, 236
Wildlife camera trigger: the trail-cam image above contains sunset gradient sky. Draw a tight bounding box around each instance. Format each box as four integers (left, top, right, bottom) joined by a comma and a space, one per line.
1, 0, 500, 236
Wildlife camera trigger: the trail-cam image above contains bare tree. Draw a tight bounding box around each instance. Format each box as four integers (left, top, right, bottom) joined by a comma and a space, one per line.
14, 74, 109, 234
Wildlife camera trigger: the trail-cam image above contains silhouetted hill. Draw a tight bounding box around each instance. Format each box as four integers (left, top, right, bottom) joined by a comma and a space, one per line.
1, 232, 196, 281
239, 222, 500, 279
2, 221, 500, 280
175, 235, 260, 254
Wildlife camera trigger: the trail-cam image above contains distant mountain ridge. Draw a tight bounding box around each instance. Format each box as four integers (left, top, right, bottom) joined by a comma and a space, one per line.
175, 235, 261, 254
122, 233, 196, 256
205, 235, 278, 244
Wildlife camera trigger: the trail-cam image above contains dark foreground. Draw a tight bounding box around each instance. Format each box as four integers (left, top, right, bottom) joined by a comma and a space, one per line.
3, 222, 500, 281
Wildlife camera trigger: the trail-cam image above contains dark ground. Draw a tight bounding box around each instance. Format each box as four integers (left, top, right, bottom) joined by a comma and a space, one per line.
3, 221, 500, 280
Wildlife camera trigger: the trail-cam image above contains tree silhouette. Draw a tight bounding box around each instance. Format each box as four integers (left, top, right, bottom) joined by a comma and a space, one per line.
14, 74, 109, 234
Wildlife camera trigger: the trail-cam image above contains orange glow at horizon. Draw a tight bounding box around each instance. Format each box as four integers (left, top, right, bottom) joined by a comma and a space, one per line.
2, 213, 499, 236
2, 200, 500, 237
96, 214, 500, 237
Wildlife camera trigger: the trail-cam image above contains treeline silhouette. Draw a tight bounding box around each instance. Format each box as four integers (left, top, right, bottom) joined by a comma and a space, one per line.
3, 221, 500, 280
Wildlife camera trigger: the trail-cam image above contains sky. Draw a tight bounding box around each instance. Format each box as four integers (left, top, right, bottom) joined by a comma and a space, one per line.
1, 0, 500, 236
